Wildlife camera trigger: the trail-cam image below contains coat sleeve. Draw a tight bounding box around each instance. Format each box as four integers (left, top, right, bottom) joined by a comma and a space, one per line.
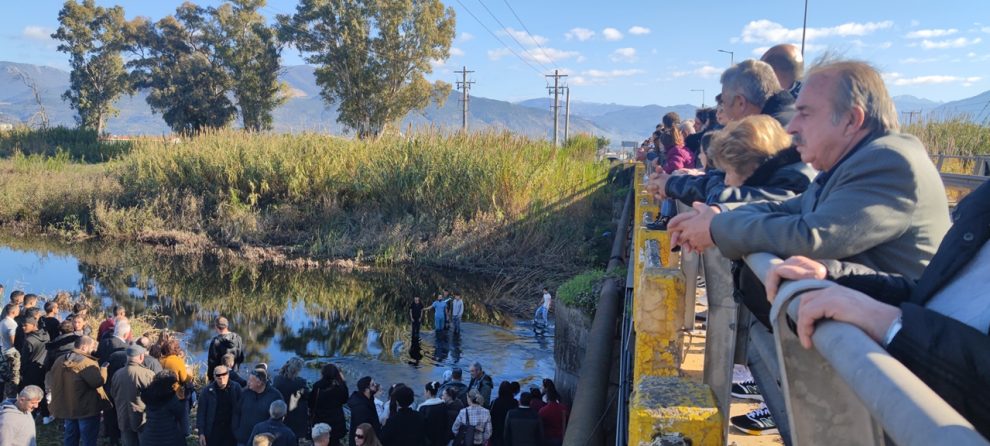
710, 149, 918, 260
887, 303, 990, 435
818, 259, 915, 306
197, 387, 210, 434
666, 173, 721, 206
451, 409, 464, 434
482, 413, 493, 442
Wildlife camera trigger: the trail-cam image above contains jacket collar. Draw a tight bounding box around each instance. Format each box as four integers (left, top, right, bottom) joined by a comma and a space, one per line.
743, 147, 802, 187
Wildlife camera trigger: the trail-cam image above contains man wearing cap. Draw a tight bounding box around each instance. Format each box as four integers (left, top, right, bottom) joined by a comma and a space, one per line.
110, 345, 155, 446
232, 368, 283, 446
208, 317, 245, 381
199, 365, 242, 446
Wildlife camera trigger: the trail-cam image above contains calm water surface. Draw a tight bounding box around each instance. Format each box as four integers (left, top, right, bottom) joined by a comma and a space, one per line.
0, 236, 554, 393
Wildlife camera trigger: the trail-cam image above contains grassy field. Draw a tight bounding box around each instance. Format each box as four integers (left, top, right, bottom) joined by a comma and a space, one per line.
0, 127, 620, 289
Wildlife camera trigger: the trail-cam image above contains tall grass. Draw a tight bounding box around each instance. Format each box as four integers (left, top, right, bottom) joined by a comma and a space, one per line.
0, 125, 132, 161
904, 117, 990, 156
0, 128, 617, 277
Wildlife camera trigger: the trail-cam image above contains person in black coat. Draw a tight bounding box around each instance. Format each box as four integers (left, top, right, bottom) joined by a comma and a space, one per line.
503, 393, 543, 446
97, 322, 129, 366
441, 387, 464, 443
139, 370, 189, 446
310, 363, 348, 445
273, 357, 310, 440
767, 179, 990, 438
348, 376, 382, 446
17, 316, 48, 417
198, 366, 242, 446
488, 381, 518, 446
381, 386, 425, 445
418, 382, 448, 446
249, 400, 298, 446
43, 319, 80, 375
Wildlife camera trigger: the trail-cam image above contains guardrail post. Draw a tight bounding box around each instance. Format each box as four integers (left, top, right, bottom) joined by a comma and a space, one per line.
698, 246, 737, 442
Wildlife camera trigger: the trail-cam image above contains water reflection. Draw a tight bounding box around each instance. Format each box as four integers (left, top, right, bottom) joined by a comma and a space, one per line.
0, 236, 555, 390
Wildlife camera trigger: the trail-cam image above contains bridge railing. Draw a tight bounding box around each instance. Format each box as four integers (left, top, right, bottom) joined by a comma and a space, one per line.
742, 252, 990, 446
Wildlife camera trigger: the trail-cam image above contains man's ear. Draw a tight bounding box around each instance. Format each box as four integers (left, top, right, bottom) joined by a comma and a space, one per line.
845, 106, 866, 135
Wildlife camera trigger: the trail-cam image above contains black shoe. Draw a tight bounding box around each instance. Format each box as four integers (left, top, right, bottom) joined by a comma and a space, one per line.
731, 380, 764, 401
731, 404, 778, 435
695, 310, 708, 322
645, 216, 671, 230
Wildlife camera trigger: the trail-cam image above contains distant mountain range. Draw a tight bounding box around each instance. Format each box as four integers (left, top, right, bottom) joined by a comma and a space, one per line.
1, 61, 986, 145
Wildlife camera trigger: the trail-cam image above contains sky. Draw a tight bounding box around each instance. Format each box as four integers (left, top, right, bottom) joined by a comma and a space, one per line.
4, 0, 990, 107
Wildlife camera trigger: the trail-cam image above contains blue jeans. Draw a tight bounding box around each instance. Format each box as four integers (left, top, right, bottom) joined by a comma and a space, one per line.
452, 315, 462, 332
64, 416, 100, 446
535, 306, 548, 324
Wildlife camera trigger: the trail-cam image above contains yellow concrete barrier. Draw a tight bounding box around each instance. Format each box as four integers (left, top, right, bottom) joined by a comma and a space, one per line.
628, 375, 723, 446
633, 265, 686, 380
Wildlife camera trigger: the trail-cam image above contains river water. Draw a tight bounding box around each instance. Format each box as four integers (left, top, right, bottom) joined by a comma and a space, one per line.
0, 236, 554, 395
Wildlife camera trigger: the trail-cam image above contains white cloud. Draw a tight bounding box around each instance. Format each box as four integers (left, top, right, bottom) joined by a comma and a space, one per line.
738, 19, 893, 44
430, 58, 445, 69
884, 72, 982, 86
565, 27, 595, 41
628, 26, 650, 36
585, 69, 645, 78
610, 47, 637, 62
501, 27, 548, 47
602, 27, 623, 41
449, 47, 465, 57
921, 37, 982, 49
981, 26, 990, 34
23, 26, 54, 43
905, 28, 958, 38
910, 19, 920, 27
672, 65, 722, 79
900, 56, 940, 64
458, 32, 474, 42
570, 76, 591, 86
487, 47, 580, 65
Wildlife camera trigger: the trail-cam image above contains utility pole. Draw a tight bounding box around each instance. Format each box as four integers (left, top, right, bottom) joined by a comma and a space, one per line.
902, 110, 922, 126
455, 66, 475, 131
546, 69, 567, 146
564, 86, 570, 143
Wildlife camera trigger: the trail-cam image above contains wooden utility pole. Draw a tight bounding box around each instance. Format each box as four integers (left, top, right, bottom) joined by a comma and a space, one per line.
902, 110, 922, 126
546, 69, 567, 146
455, 66, 475, 131
564, 86, 571, 143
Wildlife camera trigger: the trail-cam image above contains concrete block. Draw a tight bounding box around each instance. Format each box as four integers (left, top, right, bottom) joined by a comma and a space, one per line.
633, 266, 686, 379
628, 376, 723, 446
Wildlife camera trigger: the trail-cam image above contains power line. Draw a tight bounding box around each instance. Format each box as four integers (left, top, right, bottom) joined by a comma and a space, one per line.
474, 0, 552, 72
450, 0, 545, 75
499, 0, 556, 69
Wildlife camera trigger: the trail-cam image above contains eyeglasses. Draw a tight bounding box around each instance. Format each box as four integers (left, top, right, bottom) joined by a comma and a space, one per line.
355, 434, 365, 439
215, 373, 228, 377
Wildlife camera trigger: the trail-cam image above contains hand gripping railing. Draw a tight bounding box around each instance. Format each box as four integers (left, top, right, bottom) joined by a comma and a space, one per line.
744, 252, 990, 446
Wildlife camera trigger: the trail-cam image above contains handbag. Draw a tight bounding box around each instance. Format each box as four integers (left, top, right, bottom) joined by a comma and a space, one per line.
454, 407, 477, 446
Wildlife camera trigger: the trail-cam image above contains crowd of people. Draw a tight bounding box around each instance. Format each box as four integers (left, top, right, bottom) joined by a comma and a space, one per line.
0, 288, 570, 446
636, 42, 989, 439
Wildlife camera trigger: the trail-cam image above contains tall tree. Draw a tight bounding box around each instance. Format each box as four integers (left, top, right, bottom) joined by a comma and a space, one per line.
126, 3, 237, 135
278, 0, 456, 138
211, 0, 286, 132
52, 0, 131, 135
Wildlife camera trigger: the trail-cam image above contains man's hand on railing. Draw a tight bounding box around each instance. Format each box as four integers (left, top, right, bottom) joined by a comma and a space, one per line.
645, 171, 670, 200
765, 256, 828, 302
795, 286, 902, 349
668, 202, 720, 253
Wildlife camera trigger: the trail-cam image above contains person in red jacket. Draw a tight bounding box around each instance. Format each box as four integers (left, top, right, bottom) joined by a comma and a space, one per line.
536, 379, 568, 446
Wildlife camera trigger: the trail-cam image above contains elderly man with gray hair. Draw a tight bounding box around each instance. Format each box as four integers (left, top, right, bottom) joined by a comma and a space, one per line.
311, 423, 332, 446
0, 385, 43, 446
249, 399, 297, 446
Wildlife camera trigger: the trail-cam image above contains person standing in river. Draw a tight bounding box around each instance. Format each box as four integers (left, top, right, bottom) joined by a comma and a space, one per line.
208, 316, 245, 381
534, 289, 552, 326
451, 292, 465, 335
409, 297, 424, 335
427, 295, 447, 332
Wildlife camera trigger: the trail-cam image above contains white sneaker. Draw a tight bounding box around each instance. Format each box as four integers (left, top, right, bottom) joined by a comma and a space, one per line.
732, 364, 754, 384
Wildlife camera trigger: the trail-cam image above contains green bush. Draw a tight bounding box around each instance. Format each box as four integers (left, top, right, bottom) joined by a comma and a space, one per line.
0, 126, 132, 162
557, 269, 607, 314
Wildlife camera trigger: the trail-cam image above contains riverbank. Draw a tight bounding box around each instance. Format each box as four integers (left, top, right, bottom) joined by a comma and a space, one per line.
0, 128, 624, 303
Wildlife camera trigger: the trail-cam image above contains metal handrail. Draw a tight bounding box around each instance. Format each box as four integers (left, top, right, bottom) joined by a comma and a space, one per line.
744, 252, 990, 446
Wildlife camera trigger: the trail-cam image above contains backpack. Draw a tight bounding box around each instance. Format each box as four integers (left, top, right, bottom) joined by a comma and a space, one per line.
213, 334, 242, 365
454, 407, 477, 446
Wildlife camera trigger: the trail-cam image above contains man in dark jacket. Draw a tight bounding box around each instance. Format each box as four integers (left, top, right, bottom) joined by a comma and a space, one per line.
43, 319, 81, 378
249, 400, 297, 446
768, 179, 990, 437
438, 368, 468, 404
467, 362, 494, 407
208, 317, 245, 381
97, 320, 130, 366
232, 369, 283, 446
347, 376, 382, 446
381, 386, 426, 445
503, 393, 543, 446
199, 365, 242, 446
16, 317, 47, 417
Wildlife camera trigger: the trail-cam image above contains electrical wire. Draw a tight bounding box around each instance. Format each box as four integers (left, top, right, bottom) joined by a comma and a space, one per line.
451, 0, 546, 76
474, 0, 552, 72
499, 0, 557, 69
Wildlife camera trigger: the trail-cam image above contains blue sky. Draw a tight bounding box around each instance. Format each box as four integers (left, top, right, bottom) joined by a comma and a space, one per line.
4, 0, 989, 106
